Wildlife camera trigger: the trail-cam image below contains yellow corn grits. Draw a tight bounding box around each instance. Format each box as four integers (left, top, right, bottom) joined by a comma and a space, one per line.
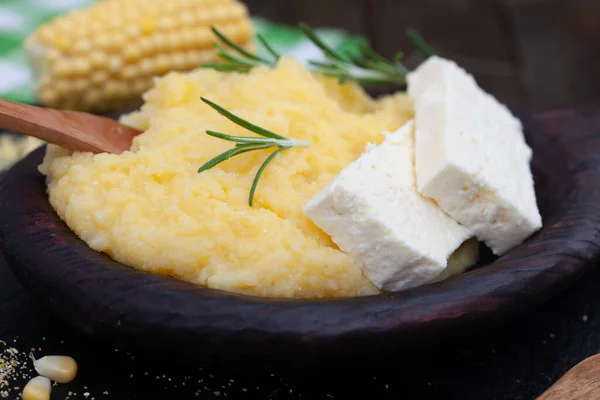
39, 57, 416, 298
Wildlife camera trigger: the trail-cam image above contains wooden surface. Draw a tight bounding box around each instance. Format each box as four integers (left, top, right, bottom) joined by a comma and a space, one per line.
537, 353, 600, 399
3, 237, 600, 400
1, 105, 600, 364
0, 98, 140, 154
244, 0, 600, 109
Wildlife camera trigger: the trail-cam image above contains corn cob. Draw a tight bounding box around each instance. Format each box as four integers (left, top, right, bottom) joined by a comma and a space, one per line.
24, 0, 254, 113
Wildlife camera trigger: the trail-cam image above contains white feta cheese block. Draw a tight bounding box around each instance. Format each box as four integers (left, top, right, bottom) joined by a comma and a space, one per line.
407, 56, 543, 256
303, 121, 472, 292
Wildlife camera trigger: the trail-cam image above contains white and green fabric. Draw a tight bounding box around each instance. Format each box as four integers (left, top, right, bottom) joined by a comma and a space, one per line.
0, 0, 363, 105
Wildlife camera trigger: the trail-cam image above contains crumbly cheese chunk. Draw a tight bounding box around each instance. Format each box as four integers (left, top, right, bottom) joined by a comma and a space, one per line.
303, 121, 472, 292
407, 56, 542, 255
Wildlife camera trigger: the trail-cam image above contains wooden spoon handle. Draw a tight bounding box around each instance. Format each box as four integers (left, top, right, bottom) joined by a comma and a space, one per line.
0, 99, 140, 154
537, 353, 600, 399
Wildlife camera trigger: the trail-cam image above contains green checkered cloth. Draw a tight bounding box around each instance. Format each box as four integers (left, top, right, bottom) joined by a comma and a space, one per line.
0, 0, 364, 105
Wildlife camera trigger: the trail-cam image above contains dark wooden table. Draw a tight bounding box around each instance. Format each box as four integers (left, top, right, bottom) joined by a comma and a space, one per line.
3, 252, 600, 400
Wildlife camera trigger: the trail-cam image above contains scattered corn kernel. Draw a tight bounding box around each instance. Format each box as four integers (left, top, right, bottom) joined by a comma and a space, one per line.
29, 353, 78, 384
21, 376, 52, 400
24, 0, 254, 113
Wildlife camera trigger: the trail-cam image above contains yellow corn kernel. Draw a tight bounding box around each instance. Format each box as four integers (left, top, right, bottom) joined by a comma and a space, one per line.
30, 353, 78, 384
105, 33, 128, 52
55, 19, 76, 33
154, 54, 171, 74
125, 25, 141, 39
196, 49, 217, 64
140, 15, 157, 35
72, 78, 90, 92
89, 51, 109, 69
120, 65, 140, 80
72, 39, 92, 54
53, 80, 71, 96
71, 58, 91, 76
152, 34, 169, 52
123, 46, 143, 63
90, 70, 109, 86
181, 29, 196, 48
95, 33, 111, 50
83, 89, 103, 107
180, 13, 196, 27
39, 89, 58, 106
53, 33, 72, 52
192, 28, 212, 47
171, 53, 188, 70
37, 75, 51, 89
37, 26, 55, 44
25, 0, 254, 113
166, 33, 184, 51
107, 56, 124, 73
88, 21, 106, 36
103, 80, 126, 99
44, 48, 61, 64
52, 59, 72, 77
22, 376, 51, 400
132, 78, 152, 95
157, 16, 176, 31
139, 58, 156, 76
138, 37, 155, 56
107, 17, 125, 30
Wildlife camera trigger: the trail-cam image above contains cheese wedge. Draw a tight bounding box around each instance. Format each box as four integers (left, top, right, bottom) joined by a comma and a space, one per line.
407, 56, 542, 255
303, 121, 473, 292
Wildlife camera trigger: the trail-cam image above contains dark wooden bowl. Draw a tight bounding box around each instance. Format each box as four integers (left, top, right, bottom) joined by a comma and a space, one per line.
1, 106, 600, 359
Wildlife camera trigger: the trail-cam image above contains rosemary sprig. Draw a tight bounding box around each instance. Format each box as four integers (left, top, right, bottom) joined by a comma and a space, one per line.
199, 27, 280, 73
299, 23, 410, 86
198, 97, 311, 207
200, 23, 436, 86
406, 28, 435, 59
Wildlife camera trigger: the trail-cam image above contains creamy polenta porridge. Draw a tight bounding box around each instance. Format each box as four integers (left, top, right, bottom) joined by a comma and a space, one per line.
39, 57, 477, 298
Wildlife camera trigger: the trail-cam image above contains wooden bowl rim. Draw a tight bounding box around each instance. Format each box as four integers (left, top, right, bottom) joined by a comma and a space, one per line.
1, 106, 599, 355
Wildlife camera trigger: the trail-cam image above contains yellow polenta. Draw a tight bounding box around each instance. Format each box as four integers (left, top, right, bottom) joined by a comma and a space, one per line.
39, 57, 414, 298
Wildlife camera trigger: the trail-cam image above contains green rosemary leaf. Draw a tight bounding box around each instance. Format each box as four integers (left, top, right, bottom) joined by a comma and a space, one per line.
257, 34, 281, 62
358, 42, 391, 65
198, 63, 251, 73
307, 60, 337, 70
299, 22, 413, 86
197, 143, 273, 173
393, 51, 405, 65
202, 21, 433, 87
298, 23, 345, 62
211, 26, 265, 63
197, 148, 238, 173
406, 28, 435, 58
200, 97, 286, 140
206, 131, 288, 146
248, 147, 287, 206
204, 130, 245, 142
198, 98, 311, 207
213, 43, 265, 69
344, 51, 370, 69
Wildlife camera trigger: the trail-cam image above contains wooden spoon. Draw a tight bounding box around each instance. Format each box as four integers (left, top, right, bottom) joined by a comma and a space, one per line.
0, 98, 141, 154
537, 353, 600, 399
